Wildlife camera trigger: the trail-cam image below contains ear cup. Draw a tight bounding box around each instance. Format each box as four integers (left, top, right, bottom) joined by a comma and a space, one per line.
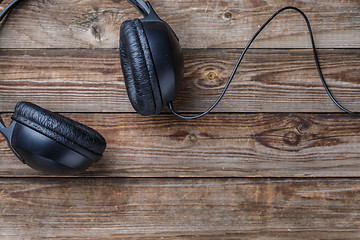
120, 18, 163, 116
11, 102, 106, 157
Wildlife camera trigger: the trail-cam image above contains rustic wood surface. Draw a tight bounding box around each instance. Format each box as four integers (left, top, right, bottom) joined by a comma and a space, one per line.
1, 178, 359, 239
0, 0, 360, 49
0, 0, 359, 239
0, 113, 359, 177
0, 49, 359, 113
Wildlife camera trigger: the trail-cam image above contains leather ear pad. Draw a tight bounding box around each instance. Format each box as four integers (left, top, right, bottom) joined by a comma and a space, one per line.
120, 18, 163, 116
11, 102, 106, 156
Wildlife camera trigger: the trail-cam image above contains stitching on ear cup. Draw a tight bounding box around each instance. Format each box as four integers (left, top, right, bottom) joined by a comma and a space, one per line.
11, 102, 106, 156
120, 19, 162, 115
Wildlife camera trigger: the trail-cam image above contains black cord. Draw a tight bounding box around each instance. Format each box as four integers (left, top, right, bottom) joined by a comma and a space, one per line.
168, 6, 360, 119
0, 0, 23, 22
1, 3, 359, 118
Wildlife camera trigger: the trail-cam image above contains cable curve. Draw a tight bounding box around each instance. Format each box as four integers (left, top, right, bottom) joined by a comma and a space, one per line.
168, 6, 360, 119
1, 3, 359, 118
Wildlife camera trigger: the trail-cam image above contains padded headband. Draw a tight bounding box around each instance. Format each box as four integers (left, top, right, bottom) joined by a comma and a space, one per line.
128, 0, 151, 16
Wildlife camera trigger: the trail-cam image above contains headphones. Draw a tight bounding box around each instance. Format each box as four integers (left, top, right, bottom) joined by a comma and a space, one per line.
0, 0, 358, 175
0, 0, 107, 174
120, 0, 183, 116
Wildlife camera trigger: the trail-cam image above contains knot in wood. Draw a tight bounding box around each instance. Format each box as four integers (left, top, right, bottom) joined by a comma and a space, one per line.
223, 12, 232, 20
189, 133, 197, 142
297, 122, 310, 135
283, 132, 301, 146
207, 71, 218, 81
91, 23, 104, 42
197, 70, 224, 89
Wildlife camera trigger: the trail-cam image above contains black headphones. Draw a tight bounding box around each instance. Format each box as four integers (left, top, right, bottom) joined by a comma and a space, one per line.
120, 1, 359, 120
0, 0, 107, 175
0, 0, 358, 175
120, 0, 183, 116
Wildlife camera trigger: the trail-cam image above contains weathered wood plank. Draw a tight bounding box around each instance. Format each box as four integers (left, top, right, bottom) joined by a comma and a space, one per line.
0, 1, 358, 239
0, 178, 359, 239
0, 113, 359, 177
0, 0, 359, 49
0, 48, 359, 113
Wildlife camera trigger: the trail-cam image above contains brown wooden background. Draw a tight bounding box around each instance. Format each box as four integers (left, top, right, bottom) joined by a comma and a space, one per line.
0, 0, 359, 239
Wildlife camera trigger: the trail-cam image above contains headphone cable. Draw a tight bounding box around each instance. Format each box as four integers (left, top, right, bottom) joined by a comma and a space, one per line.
0, 0, 23, 22
168, 6, 360, 119
1, 3, 358, 118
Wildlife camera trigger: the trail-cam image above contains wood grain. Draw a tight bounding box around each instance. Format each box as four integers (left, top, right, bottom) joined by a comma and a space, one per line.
1, 1, 359, 238
0, 48, 359, 113
0, 178, 359, 239
0, 0, 359, 49
0, 113, 359, 177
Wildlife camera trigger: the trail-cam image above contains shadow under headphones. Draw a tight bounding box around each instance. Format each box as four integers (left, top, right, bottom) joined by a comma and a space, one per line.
0, 0, 358, 175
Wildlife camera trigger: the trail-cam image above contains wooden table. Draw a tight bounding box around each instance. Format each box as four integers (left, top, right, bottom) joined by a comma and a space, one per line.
0, 0, 359, 239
